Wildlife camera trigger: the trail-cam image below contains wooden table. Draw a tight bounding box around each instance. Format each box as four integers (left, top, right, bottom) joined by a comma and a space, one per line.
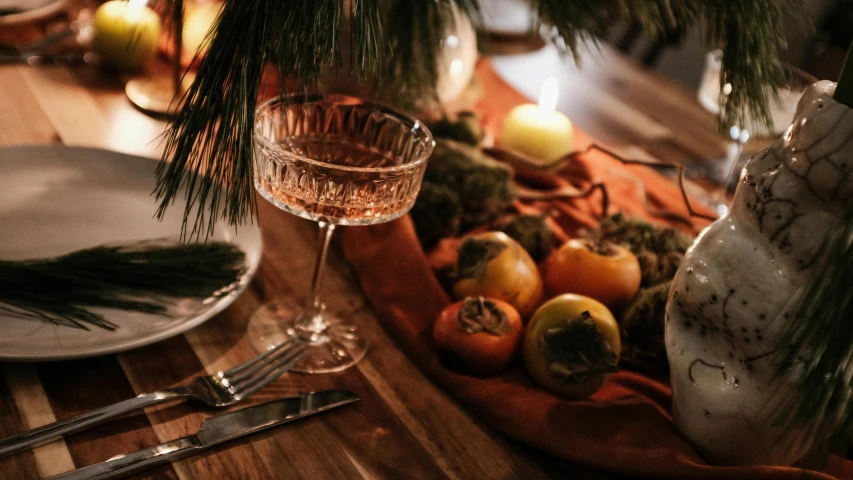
0, 45, 728, 480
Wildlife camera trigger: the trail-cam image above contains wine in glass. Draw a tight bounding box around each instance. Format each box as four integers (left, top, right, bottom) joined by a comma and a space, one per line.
250, 94, 435, 373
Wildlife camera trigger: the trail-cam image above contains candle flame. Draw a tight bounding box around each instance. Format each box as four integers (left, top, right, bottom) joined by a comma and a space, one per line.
449, 59, 463, 77
538, 77, 558, 112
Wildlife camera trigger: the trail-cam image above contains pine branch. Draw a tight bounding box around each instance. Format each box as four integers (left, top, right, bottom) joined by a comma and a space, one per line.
172, 0, 183, 90
384, 1, 452, 104
381, 0, 480, 108
351, 0, 386, 77
532, 0, 807, 134
700, 0, 807, 133
155, 0, 807, 233
155, 0, 276, 239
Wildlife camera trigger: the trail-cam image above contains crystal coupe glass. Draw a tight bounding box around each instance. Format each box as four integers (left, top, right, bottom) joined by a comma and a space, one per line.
249, 94, 434, 373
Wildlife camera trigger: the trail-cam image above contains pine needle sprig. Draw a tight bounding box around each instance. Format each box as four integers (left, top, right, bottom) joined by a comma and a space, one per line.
383, 0, 446, 105
0, 240, 248, 331
380, 0, 481, 109
699, 0, 807, 134
530, 0, 612, 62
350, 0, 386, 77
155, 0, 279, 240
767, 204, 853, 460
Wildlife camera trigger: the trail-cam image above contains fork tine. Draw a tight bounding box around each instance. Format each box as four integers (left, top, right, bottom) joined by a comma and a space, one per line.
223, 338, 298, 377
226, 341, 303, 384
232, 347, 306, 400
232, 345, 305, 391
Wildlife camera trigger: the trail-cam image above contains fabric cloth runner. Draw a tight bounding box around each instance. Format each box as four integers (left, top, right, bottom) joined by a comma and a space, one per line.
339, 61, 852, 479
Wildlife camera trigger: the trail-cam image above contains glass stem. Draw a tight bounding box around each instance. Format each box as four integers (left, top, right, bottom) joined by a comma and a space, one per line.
298, 220, 335, 336
713, 126, 750, 211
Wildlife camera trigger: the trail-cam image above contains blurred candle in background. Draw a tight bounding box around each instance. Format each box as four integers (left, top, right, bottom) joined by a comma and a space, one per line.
92, 0, 161, 70
500, 77, 575, 164
182, 1, 222, 59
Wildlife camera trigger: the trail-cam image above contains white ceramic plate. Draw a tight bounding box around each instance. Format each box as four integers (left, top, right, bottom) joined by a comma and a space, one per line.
0, 145, 262, 361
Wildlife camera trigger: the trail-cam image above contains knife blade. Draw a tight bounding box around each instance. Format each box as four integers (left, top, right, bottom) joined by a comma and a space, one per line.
46, 390, 358, 480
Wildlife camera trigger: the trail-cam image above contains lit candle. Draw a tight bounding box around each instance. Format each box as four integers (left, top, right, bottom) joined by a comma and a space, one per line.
182, 2, 223, 59
92, 0, 161, 70
499, 77, 575, 164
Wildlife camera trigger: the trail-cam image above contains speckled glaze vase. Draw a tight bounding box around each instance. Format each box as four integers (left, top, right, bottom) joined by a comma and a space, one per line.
665, 80, 852, 466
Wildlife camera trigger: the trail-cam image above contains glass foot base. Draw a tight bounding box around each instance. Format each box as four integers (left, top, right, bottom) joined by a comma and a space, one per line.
247, 298, 368, 373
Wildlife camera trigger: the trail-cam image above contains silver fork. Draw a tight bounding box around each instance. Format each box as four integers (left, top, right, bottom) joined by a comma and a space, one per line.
0, 339, 305, 457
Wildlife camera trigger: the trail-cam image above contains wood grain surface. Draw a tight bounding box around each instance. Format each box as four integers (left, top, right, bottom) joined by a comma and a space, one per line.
0, 41, 726, 479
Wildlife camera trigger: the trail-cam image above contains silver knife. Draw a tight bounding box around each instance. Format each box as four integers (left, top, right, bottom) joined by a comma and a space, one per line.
46, 390, 358, 480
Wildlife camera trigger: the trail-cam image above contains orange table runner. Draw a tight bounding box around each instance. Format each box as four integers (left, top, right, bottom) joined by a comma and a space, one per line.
339, 61, 852, 479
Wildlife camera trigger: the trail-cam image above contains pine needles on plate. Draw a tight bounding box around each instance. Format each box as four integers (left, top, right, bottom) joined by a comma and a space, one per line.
0, 239, 248, 331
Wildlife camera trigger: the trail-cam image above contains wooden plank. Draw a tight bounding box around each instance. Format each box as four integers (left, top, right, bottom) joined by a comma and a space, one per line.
16, 66, 164, 157
35, 356, 179, 479
0, 366, 42, 480
3, 364, 75, 478
581, 48, 728, 162
69, 66, 169, 159
0, 66, 59, 146
16, 66, 111, 148
68, 60, 170, 151
328, 297, 563, 480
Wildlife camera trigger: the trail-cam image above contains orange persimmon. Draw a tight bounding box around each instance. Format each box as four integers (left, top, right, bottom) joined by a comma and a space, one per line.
542, 239, 641, 309
453, 231, 544, 319
433, 297, 524, 376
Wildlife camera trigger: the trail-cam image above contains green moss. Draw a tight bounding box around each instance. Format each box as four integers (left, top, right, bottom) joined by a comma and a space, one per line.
586, 214, 693, 287
426, 111, 484, 146
620, 281, 671, 373
421, 139, 517, 232
409, 182, 463, 249
500, 214, 553, 263
459, 165, 516, 228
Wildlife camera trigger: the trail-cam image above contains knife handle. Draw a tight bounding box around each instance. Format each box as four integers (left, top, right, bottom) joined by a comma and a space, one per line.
0, 387, 191, 457
46, 436, 202, 480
